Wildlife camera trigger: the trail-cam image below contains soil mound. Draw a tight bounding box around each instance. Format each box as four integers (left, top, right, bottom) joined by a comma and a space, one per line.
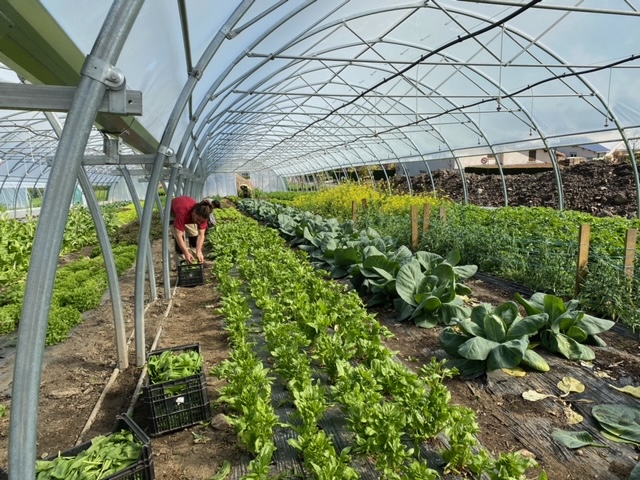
391, 159, 639, 219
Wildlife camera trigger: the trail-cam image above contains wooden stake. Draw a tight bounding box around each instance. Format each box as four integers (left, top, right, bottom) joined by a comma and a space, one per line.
623, 228, 637, 279
362, 198, 368, 211
575, 224, 591, 296
411, 205, 419, 250
423, 204, 431, 233
352, 200, 358, 223
440, 205, 447, 222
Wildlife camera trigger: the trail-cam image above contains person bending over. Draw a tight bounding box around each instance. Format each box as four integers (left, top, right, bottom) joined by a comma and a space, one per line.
170, 196, 214, 264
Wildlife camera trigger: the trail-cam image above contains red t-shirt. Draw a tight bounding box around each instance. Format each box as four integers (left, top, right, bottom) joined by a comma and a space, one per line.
171, 196, 207, 232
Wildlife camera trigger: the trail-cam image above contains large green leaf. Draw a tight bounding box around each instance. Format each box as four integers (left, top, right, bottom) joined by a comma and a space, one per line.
444, 248, 461, 266
395, 261, 424, 307
551, 430, 606, 449
486, 338, 528, 371
320, 235, 337, 254
333, 246, 362, 267
458, 337, 501, 361
394, 298, 415, 322
514, 292, 544, 315
415, 295, 442, 313
541, 331, 595, 361
484, 314, 506, 342
411, 296, 442, 328
388, 245, 413, 263
566, 325, 588, 343
592, 404, 640, 444
415, 251, 443, 273
587, 334, 607, 347
453, 264, 478, 280
577, 314, 615, 335
330, 266, 350, 279
543, 294, 567, 323
414, 315, 440, 329
438, 302, 470, 326
302, 226, 322, 246
525, 292, 547, 310
494, 301, 521, 326
457, 318, 485, 338
455, 283, 473, 296
370, 266, 394, 281
360, 227, 382, 239
504, 313, 548, 341
470, 304, 492, 329
433, 262, 455, 282
520, 348, 550, 372
553, 310, 579, 334
415, 275, 438, 298
440, 327, 467, 357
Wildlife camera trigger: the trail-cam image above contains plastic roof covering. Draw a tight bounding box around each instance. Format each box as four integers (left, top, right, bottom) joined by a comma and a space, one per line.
1, 1, 640, 182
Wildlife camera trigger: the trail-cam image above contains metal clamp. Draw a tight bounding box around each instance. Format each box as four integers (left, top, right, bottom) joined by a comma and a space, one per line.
81, 55, 125, 89
158, 145, 175, 157
82, 55, 129, 114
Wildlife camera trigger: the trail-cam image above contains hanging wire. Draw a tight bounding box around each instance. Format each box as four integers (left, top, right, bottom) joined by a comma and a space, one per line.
415, 63, 419, 124
496, 25, 505, 111
529, 89, 534, 136
604, 68, 612, 128
373, 90, 378, 137
478, 105, 482, 144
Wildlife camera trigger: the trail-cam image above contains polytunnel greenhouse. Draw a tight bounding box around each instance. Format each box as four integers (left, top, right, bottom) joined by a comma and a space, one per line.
1, 1, 640, 479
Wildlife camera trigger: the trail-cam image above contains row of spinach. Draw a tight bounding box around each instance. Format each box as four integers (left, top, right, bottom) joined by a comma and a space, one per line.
239, 200, 615, 377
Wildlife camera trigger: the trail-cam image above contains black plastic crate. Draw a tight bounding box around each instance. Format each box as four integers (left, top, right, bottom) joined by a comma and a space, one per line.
141, 344, 211, 437
39, 414, 154, 480
177, 262, 204, 287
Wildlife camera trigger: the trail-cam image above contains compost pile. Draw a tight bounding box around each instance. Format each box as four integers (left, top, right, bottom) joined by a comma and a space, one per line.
393, 159, 638, 219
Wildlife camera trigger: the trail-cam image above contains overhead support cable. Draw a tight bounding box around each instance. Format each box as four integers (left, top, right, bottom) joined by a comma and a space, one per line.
456, 0, 640, 16
246, 53, 638, 69
244, 0, 544, 160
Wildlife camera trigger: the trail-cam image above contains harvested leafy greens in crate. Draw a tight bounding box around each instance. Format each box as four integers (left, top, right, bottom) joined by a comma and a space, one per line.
141, 343, 211, 436
36, 414, 153, 480
177, 262, 204, 287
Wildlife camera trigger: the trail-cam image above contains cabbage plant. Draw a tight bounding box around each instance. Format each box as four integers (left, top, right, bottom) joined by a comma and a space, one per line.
440, 302, 549, 376
514, 292, 615, 361
394, 250, 476, 328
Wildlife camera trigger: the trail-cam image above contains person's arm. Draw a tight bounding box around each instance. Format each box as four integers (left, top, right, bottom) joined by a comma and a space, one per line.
196, 228, 206, 263
175, 229, 195, 263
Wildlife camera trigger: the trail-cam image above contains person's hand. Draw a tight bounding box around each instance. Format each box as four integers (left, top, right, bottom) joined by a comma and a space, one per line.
196, 251, 204, 263
185, 252, 195, 264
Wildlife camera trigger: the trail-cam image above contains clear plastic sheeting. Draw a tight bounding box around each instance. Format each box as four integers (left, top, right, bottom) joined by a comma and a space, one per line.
250, 170, 287, 193
0, 0, 630, 184
108, 176, 150, 203
0, 182, 31, 211
204, 173, 238, 198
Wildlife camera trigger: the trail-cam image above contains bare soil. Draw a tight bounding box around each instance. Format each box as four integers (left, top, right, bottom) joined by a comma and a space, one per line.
0, 208, 639, 478
391, 158, 639, 219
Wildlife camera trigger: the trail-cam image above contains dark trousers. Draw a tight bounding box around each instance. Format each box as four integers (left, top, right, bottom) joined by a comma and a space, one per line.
174, 235, 197, 254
